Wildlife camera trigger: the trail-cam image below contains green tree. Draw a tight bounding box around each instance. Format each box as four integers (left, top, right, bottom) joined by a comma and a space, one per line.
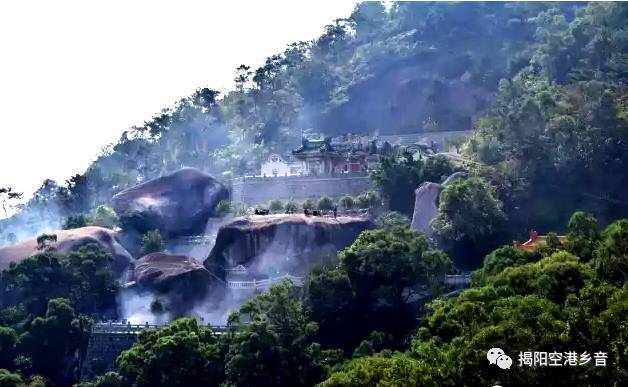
1, 244, 118, 316
149, 299, 164, 315
0, 369, 23, 387
307, 227, 453, 351
321, 354, 434, 387
317, 196, 334, 211
370, 153, 452, 215
18, 298, 90, 386
339, 195, 354, 210
592, 219, 628, 285
140, 230, 165, 256
62, 214, 91, 230
268, 199, 284, 213
302, 198, 316, 211
35, 234, 57, 251
375, 211, 410, 229
471, 245, 540, 285
225, 282, 342, 387
284, 200, 299, 214
90, 206, 118, 229
432, 177, 505, 258
215, 200, 233, 217
75, 372, 123, 387
0, 327, 17, 370
117, 318, 223, 387
564, 211, 599, 262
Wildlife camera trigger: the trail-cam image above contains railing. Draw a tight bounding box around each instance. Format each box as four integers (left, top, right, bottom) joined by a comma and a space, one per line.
444, 274, 471, 287
227, 274, 304, 291
173, 235, 216, 245
91, 322, 229, 334
229, 173, 369, 183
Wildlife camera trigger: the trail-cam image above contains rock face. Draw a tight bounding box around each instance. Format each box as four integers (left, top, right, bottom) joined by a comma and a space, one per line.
410, 182, 443, 237
129, 252, 221, 316
318, 63, 491, 135
410, 172, 467, 236
112, 168, 228, 237
131, 253, 215, 289
0, 226, 132, 273
205, 214, 374, 278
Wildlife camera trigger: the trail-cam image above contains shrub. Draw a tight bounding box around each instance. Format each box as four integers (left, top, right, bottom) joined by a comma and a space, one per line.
317, 196, 335, 211
302, 199, 316, 210
375, 211, 410, 229
141, 230, 165, 256
339, 195, 354, 210
285, 201, 299, 214
62, 214, 91, 230
269, 200, 284, 213
91, 206, 118, 229
216, 200, 233, 217
36, 233, 57, 250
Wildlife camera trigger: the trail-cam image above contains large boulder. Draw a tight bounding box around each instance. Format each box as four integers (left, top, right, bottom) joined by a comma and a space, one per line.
410, 182, 443, 237
0, 226, 132, 274
131, 252, 215, 290
410, 172, 467, 236
112, 168, 228, 237
205, 214, 374, 279
128, 252, 222, 316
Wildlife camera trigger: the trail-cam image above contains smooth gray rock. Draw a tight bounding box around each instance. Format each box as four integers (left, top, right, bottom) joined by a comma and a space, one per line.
128, 252, 222, 316
410, 172, 468, 237
0, 226, 132, 274
112, 168, 228, 237
410, 182, 443, 237
205, 214, 374, 278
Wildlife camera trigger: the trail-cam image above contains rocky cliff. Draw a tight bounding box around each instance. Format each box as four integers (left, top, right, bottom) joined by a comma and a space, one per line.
205, 214, 373, 278
411, 172, 467, 236
112, 168, 228, 238
128, 252, 222, 315
410, 182, 443, 237
0, 226, 132, 273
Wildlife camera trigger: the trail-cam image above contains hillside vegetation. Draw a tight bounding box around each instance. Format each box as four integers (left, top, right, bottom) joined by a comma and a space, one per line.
0, 2, 627, 386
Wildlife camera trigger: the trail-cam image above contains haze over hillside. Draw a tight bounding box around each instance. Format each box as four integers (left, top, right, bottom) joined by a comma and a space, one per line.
0, 2, 627, 386
0, 0, 357, 198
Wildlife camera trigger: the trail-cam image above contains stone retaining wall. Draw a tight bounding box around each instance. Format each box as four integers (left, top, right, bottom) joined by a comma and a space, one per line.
229, 174, 374, 205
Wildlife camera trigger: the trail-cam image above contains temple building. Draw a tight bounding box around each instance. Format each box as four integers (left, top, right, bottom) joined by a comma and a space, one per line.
291, 137, 341, 175
291, 136, 376, 176
513, 230, 567, 251
259, 130, 474, 178
260, 153, 302, 177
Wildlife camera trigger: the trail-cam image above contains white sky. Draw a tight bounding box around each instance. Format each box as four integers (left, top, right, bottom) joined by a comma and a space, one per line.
0, 0, 357, 198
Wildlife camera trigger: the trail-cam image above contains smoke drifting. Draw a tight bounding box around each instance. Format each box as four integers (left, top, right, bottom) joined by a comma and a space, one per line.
117, 289, 169, 325
116, 215, 349, 326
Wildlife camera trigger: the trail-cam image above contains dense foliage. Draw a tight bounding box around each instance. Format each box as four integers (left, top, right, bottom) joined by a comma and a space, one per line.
1, 244, 118, 317
1, 1, 627, 386
116, 318, 223, 387
370, 153, 453, 215
139, 230, 165, 256
432, 177, 507, 265
323, 215, 628, 386
0, 245, 118, 386
0, 298, 91, 387
306, 227, 453, 352
465, 2, 628, 235
0, 1, 587, 245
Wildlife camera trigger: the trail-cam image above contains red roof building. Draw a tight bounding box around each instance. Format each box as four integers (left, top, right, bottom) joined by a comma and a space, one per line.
514, 230, 567, 251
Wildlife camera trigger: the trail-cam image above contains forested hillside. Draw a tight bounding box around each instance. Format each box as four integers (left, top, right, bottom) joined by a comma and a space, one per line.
0, 1, 589, 245
1, 2, 627, 386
